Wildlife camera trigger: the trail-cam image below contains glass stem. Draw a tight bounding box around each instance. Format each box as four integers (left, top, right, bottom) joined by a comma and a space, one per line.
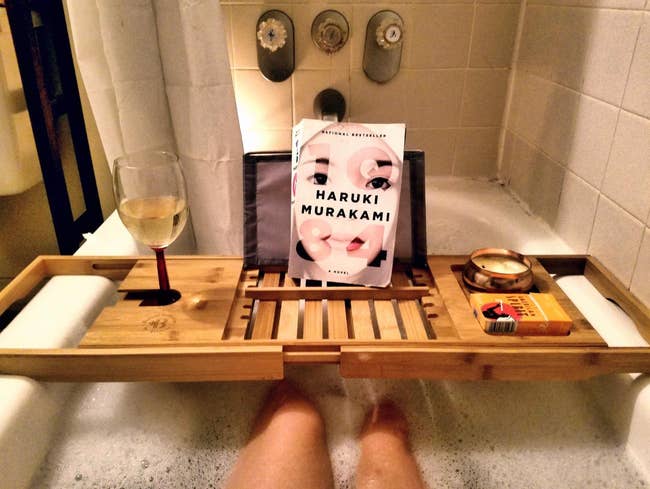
154, 248, 170, 291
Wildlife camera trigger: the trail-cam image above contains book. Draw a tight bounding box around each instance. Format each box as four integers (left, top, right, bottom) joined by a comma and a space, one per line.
469, 293, 572, 335
288, 119, 406, 287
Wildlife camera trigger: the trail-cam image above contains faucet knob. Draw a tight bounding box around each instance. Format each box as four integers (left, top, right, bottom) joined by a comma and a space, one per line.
311, 10, 349, 54
257, 17, 288, 52
376, 18, 404, 50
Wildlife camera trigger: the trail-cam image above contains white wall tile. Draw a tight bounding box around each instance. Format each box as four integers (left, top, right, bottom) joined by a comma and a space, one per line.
582, 9, 643, 105
233, 70, 292, 129
527, 0, 645, 8
509, 72, 617, 188
453, 128, 499, 178
292, 70, 350, 124
469, 4, 519, 69
349, 70, 408, 123
406, 129, 457, 175
623, 13, 650, 119
499, 129, 515, 183
518, 6, 593, 92
507, 132, 537, 202
519, 6, 642, 105
601, 111, 650, 222
554, 171, 599, 253
226, 1, 512, 178
507, 133, 565, 226
630, 227, 650, 307
589, 196, 645, 286
562, 95, 619, 188
409, 5, 474, 68
241, 129, 292, 153
508, 71, 555, 145
406, 70, 465, 128
460, 69, 509, 127
409, 0, 473, 3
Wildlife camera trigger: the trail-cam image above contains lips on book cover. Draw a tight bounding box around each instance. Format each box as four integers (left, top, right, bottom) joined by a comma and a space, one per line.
288, 119, 406, 287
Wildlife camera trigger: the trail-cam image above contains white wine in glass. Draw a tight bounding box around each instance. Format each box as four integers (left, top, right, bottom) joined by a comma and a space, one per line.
113, 151, 188, 304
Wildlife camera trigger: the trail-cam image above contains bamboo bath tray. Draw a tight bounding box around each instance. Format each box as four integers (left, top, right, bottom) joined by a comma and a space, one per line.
0, 255, 649, 382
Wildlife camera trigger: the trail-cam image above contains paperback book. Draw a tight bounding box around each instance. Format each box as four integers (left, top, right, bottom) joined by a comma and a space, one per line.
287, 119, 406, 287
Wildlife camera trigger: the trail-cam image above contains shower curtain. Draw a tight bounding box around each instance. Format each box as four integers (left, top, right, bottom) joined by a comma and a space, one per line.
65, 0, 243, 254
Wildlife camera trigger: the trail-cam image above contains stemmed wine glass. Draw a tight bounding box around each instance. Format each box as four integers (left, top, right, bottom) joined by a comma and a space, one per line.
113, 150, 189, 304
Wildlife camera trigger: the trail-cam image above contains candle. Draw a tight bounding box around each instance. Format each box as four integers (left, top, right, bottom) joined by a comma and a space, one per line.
472, 255, 529, 275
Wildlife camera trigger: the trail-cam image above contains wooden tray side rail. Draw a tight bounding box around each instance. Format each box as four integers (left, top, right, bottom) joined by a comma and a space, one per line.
0, 255, 649, 382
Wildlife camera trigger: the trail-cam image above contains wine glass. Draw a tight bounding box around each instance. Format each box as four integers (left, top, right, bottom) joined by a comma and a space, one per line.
113, 150, 189, 304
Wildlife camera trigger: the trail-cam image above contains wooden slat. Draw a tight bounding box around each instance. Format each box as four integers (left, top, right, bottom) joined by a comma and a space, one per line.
251, 272, 281, 339
303, 300, 323, 340
350, 300, 375, 339
0, 256, 47, 315
340, 346, 650, 381
391, 272, 428, 340
427, 256, 480, 340
44, 255, 137, 280
374, 300, 401, 340
412, 267, 458, 339
224, 269, 259, 340
327, 300, 348, 339
530, 258, 594, 336
0, 346, 284, 382
245, 285, 430, 301
277, 275, 299, 340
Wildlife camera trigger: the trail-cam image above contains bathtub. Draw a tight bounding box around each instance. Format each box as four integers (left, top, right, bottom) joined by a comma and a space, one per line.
1, 177, 648, 488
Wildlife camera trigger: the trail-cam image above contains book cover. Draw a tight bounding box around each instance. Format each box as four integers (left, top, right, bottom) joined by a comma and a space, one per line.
288, 119, 406, 287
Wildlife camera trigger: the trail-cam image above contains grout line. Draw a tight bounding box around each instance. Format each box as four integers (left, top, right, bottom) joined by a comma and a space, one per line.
508, 128, 647, 234
527, 2, 648, 13
595, 16, 643, 191
515, 67, 649, 118
497, 0, 528, 178
519, 68, 649, 119
453, 0, 478, 175
628, 224, 647, 290
584, 192, 600, 253
235, 67, 513, 73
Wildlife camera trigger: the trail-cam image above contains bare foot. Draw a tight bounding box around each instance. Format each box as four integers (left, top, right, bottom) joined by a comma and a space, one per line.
224, 381, 334, 489
355, 400, 426, 489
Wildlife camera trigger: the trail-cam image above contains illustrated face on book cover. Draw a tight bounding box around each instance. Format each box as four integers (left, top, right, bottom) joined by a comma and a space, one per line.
292, 123, 402, 279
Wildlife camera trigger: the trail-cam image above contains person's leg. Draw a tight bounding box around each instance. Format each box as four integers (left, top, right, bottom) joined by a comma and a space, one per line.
354, 401, 427, 489
225, 381, 334, 489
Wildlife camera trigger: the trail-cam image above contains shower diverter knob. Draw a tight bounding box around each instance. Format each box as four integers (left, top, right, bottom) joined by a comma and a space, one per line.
311, 10, 349, 54
257, 17, 287, 52
256, 10, 294, 82
363, 10, 404, 83
376, 19, 403, 50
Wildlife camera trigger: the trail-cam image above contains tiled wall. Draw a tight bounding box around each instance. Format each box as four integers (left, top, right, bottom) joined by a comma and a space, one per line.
221, 0, 520, 177
501, 1, 650, 305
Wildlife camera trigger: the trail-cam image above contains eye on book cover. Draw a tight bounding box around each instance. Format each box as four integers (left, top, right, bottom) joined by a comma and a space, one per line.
288, 119, 406, 287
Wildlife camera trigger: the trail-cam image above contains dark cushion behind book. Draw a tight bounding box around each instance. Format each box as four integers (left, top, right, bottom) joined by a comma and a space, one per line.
243, 151, 426, 269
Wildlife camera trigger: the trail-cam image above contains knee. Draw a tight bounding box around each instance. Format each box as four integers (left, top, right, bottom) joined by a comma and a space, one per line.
254, 381, 326, 440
